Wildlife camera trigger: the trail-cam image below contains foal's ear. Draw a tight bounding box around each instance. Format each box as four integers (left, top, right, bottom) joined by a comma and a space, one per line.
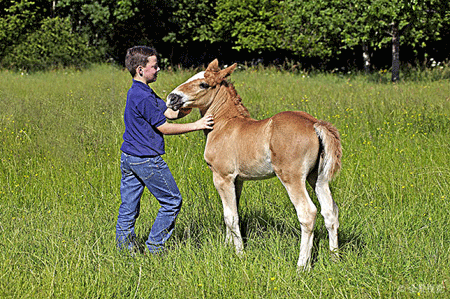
222, 63, 237, 77
206, 59, 220, 72
205, 60, 237, 86
215, 63, 237, 82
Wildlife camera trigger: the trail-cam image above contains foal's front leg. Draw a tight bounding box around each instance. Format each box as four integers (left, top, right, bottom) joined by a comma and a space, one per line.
213, 172, 244, 255
225, 180, 243, 245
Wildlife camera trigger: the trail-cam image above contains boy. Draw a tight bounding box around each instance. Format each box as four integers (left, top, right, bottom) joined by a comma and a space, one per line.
116, 46, 213, 254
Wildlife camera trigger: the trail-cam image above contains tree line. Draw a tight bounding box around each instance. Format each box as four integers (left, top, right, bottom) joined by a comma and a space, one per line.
1, 0, 449, 80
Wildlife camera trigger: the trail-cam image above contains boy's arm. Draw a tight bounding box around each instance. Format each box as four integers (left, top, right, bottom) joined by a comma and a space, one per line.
157, 114, 214, 135
164, 107, 192, 120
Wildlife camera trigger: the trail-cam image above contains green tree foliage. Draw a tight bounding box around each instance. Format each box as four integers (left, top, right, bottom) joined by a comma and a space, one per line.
279, 0, 450, 80
212, 0, 282, 52
338, 0, 449, 80
55, 0, 140, 57
0, 0, 45, 55
0, 0, 449, 71
163, 0, 216, 46
2, 17, 98, 71
280, 0, 347, 61
0, 0, 105, 70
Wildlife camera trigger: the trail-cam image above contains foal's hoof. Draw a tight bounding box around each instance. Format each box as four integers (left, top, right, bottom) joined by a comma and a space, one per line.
330, 249, 340, 263
236, 249, 245, 258
297, 264, 312, 273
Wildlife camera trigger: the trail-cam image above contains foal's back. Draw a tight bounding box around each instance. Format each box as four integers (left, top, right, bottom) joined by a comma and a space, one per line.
268, 111, 321, 179
204, 110, 321, 181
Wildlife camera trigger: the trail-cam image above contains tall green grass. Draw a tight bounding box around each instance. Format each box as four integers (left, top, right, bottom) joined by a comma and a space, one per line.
1, 65, 449, 298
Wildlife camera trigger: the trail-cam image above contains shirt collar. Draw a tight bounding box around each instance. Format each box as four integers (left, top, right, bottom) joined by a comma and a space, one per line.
132, 79, 152, 91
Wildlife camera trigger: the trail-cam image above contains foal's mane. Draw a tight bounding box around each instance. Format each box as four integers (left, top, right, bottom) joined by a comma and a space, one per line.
221, 80, 251, 118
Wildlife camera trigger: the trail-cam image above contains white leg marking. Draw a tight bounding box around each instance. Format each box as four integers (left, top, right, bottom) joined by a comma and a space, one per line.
281, 179, 317, 270
213, 173, 244, 256
315, 180, 339, 257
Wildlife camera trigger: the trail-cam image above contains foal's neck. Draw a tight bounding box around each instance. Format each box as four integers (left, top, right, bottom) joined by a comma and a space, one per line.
201, 83, 250, 121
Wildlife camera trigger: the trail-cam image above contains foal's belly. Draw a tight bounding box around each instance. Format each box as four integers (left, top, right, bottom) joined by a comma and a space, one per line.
237, 154, 276, 181
238, 171, 276, 181
205, 118, 276, 181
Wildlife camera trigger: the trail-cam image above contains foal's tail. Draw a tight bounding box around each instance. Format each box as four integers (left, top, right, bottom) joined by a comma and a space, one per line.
313, 120, 342, 181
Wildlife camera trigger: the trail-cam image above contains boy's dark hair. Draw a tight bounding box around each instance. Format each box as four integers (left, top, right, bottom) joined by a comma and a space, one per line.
125, 46, 158, 77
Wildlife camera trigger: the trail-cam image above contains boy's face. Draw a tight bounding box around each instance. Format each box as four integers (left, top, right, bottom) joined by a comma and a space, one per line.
138, 55, 160, 84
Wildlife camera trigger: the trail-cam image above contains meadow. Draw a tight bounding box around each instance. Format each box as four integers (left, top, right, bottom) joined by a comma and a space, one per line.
0, 64, 449, 298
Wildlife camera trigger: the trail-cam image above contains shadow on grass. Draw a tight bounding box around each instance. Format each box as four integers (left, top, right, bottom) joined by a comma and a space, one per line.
136, 204, 366, 267
310, 226, 366, 267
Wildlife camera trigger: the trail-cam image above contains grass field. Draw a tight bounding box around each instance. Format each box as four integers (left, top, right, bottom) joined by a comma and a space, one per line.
1, 64, 449, 298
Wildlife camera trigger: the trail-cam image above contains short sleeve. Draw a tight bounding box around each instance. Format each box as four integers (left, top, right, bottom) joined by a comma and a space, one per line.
136, 96, 167, 127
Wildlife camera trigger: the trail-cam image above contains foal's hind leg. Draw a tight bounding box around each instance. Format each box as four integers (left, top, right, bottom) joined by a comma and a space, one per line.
278, 176, 318, 270
308, 175, 339, 258
213, 172, 244, 255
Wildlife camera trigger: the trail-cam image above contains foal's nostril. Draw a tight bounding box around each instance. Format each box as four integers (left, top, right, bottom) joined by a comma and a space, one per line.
167, 93, 181, 104
167, 93, 184, 110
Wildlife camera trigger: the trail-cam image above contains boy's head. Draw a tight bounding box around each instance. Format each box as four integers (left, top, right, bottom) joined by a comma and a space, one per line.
125, 46, 158, 78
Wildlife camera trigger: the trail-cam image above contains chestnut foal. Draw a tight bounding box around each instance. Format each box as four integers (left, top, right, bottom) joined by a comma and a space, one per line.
167, 60, 342, 270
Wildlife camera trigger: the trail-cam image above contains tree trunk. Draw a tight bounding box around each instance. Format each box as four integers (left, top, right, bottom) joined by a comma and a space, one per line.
391, 23, 400, 82
362, 43, 371, 73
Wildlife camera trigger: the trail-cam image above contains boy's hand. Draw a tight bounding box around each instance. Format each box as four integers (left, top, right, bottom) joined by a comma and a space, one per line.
196, 114, 214, 130
164, 107, 192, 120
157, 113, 213, 135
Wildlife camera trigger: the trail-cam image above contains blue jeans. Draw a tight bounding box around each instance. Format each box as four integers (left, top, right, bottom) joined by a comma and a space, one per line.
116, 152, 182, 253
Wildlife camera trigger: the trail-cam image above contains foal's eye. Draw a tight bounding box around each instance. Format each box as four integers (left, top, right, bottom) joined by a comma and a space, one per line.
199, 82, 210, 89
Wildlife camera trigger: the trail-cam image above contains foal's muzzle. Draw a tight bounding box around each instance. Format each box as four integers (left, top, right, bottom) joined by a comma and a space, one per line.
167, 93, 184, 111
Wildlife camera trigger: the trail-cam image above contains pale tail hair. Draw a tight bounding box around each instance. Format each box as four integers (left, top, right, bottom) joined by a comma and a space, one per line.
314, 120, 342, 181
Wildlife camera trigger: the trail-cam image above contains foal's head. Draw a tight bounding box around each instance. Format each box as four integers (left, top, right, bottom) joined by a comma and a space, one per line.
167, 59, 237, 111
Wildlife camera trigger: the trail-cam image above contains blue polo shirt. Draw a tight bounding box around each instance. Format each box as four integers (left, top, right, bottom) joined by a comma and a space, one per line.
121, 80, 167, 157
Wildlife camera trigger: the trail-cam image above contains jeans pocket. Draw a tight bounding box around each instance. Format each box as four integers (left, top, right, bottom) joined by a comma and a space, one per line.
120, 158, 130, 175
132, 158, 155, 180
152, 156, 167, 169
